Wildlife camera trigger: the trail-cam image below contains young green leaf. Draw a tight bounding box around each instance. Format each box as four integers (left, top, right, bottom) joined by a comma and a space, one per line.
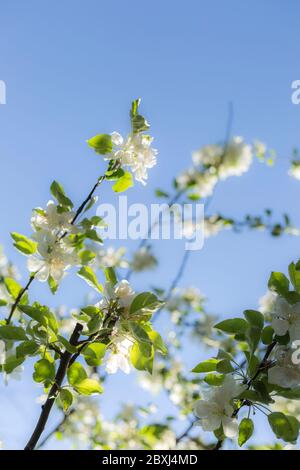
77, 266, 103, 293
192, 358, 220, 373
11, 232, 37, 255
33, 359, 55, 383
67, 362, 87, 386
83, 342, 106, 367
244, 310, 264, 330
112, 171, 134, 193
87, 134, 113, 154
214, 318, 248, 334
74, 378, 103, 395
0, 325, 27, 341
238, 418, 254, 446
59, 389, 73, 412
268, 412, 300, 443
130, 292, 162, 316
50, 181, 73, 208
268, 272, 289, 297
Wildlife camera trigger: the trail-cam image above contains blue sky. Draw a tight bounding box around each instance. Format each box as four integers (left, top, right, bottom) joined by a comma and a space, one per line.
1, 0, 300, 449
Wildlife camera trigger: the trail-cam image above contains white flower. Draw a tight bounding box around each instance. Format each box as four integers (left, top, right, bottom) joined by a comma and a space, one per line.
108, 132, 158, 185
289, 162, 300, 180
106, 337, 133, 374
99, 280, 135, 311
270, 296, 300, 341
176, 168, 217, 197
95, 246, 128, 269
258, 291, 277, 315
204, 216, 229, 238
0, 340, 6, 365
218, 137, 253, 179
27, 231, 78, 282
268, 346, 300, 388
180, 219, 202, 238
31, 200, 76, 234
192, 137, 253, 180
131, 247, 157, 272
194, 376, 245, 437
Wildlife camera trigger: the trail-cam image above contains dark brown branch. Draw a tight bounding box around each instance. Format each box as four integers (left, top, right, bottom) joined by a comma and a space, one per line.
24, 323, 83, 450
6, 275, 35, 324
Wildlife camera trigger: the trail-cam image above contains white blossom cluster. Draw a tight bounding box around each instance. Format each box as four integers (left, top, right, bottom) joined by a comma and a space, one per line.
194, 375, 246, 437
107, 132, 158, 185
130, 247, 157, 272
97, 280, 136, 374
28, 201, 78, 282
176, 137, 254, 198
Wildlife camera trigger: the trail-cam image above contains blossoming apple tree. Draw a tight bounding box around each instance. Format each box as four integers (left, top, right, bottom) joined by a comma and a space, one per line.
1, 99, 300, 450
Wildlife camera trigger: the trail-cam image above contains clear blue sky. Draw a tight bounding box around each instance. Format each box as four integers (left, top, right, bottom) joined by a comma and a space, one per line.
1, 0, 300, 449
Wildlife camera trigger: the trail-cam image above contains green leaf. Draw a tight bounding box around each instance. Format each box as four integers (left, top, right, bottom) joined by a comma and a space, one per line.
244, 310, 264, 330
268, 272, 289, 297
33, 359, 55, 383
0, 325, 27, 341
87, 134, 112, 154
130, 98, 150, 134
11, 232, 37, 255
104, 267, 117, 286
19, 304, 58, 334
50, 181, 73, 208
238, 418, 254, 446
16, 340, 39, 358
129, 322, 151, 344
268, 412, 300, 443
19, 305, 48, 329
48, 276, 58, 294
155, 189, 169, 198
0, 299, 8, 307
128, 323, 152, 357
214, 318, 248, 334
4, 278, 26, 302
74, 378, 103, 395
261, 326, 274, 345
130, 342, 153, 374
83, 342, 106, 366
289, 262, 300, 293
246, 326, 261, 353
57, 335, 77, 353
67, 362, 87, 386
147, 330, 168, 355
192, 358, 220, 373
204, 373, 225, 386
79, 250, 96, 266
77, 266, 103, 293
59, 389, 73, 412
112, 171, 134, 193
275, 387, 300, 399
130, 292, 162, 316
3, 356, 24, 373
216, 359, 234, 374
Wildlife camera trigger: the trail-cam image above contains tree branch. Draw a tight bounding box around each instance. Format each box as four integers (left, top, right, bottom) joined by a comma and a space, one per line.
24, 323, 83, 450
